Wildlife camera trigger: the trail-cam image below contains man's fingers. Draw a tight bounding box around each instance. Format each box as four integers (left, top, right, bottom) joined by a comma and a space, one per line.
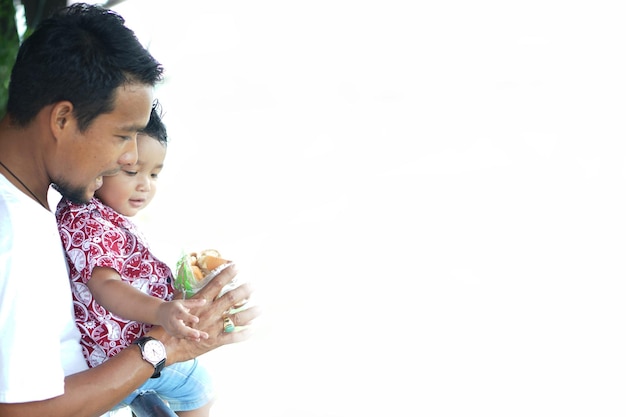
180, 298, 207, 308
228, 304, 262, 327
194, 264, 238, 301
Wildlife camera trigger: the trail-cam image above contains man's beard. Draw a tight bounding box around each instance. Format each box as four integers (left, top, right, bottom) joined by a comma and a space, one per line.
52, 181, 90, 205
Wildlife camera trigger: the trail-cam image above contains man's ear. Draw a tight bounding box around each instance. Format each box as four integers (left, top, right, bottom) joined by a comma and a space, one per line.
49, 101, 75, 138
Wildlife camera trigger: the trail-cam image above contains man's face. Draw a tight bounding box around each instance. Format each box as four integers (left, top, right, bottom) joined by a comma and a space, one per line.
52, 84, 154, 204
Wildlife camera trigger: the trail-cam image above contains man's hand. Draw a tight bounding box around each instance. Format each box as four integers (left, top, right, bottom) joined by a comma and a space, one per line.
150, 264, 261, 365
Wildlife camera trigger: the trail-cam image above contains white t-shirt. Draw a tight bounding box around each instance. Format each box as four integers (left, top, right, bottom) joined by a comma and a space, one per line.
0, 174, 88, 403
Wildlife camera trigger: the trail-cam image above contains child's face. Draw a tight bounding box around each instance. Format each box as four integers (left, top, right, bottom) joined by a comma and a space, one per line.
95, 133, 166, 217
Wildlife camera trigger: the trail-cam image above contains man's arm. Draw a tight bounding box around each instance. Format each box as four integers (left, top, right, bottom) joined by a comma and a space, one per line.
0, 343, 153, 417
0, 265, 260, 417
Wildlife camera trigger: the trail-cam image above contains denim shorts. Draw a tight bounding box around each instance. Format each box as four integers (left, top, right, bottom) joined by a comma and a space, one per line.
117, 358, 214, 412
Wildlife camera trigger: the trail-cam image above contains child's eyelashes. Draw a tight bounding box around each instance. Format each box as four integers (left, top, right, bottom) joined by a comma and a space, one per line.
121, 170, 160, 179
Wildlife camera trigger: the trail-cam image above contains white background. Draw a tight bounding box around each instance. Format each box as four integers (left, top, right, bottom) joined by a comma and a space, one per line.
88, 1, 626, 415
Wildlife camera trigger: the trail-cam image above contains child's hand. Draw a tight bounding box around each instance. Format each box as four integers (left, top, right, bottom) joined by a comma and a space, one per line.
156, 299, 209, 341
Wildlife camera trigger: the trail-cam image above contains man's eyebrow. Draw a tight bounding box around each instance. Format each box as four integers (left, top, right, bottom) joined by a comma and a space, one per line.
119, 123, 148, 132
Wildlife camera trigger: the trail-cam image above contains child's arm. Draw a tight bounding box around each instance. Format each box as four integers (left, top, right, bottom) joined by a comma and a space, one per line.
87, 266, 209, 340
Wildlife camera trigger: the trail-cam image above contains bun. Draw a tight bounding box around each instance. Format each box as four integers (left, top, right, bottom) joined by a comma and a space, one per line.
188, 249, 230, 281
191, 265, 203, 281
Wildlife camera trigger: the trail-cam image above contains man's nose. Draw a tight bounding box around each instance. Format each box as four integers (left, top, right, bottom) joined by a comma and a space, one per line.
118, 137, 138, 166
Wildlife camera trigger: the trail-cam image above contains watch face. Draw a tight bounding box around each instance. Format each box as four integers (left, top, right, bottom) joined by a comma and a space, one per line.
143, 339, 166, 363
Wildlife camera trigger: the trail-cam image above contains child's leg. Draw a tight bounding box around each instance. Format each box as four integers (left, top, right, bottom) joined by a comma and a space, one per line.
176, 400, 213, 417
157, 360, 215, 417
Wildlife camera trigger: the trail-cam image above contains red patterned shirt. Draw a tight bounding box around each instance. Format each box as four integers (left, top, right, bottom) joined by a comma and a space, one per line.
56, 197, 174, 368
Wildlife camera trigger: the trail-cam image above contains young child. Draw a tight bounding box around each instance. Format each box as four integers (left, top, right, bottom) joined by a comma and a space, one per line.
56, 102, 214, 416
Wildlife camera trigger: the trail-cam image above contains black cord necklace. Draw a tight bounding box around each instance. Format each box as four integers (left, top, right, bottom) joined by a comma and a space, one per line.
0, 159, 47, 209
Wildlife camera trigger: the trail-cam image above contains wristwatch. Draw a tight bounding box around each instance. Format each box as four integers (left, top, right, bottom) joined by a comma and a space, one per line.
133, 336, 166, 378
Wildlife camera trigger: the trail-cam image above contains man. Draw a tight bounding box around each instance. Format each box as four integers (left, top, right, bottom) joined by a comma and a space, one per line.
0, 4, 259, 416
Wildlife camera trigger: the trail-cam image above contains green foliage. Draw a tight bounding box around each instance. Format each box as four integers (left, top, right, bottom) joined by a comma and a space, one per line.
0, 0, 19, 119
